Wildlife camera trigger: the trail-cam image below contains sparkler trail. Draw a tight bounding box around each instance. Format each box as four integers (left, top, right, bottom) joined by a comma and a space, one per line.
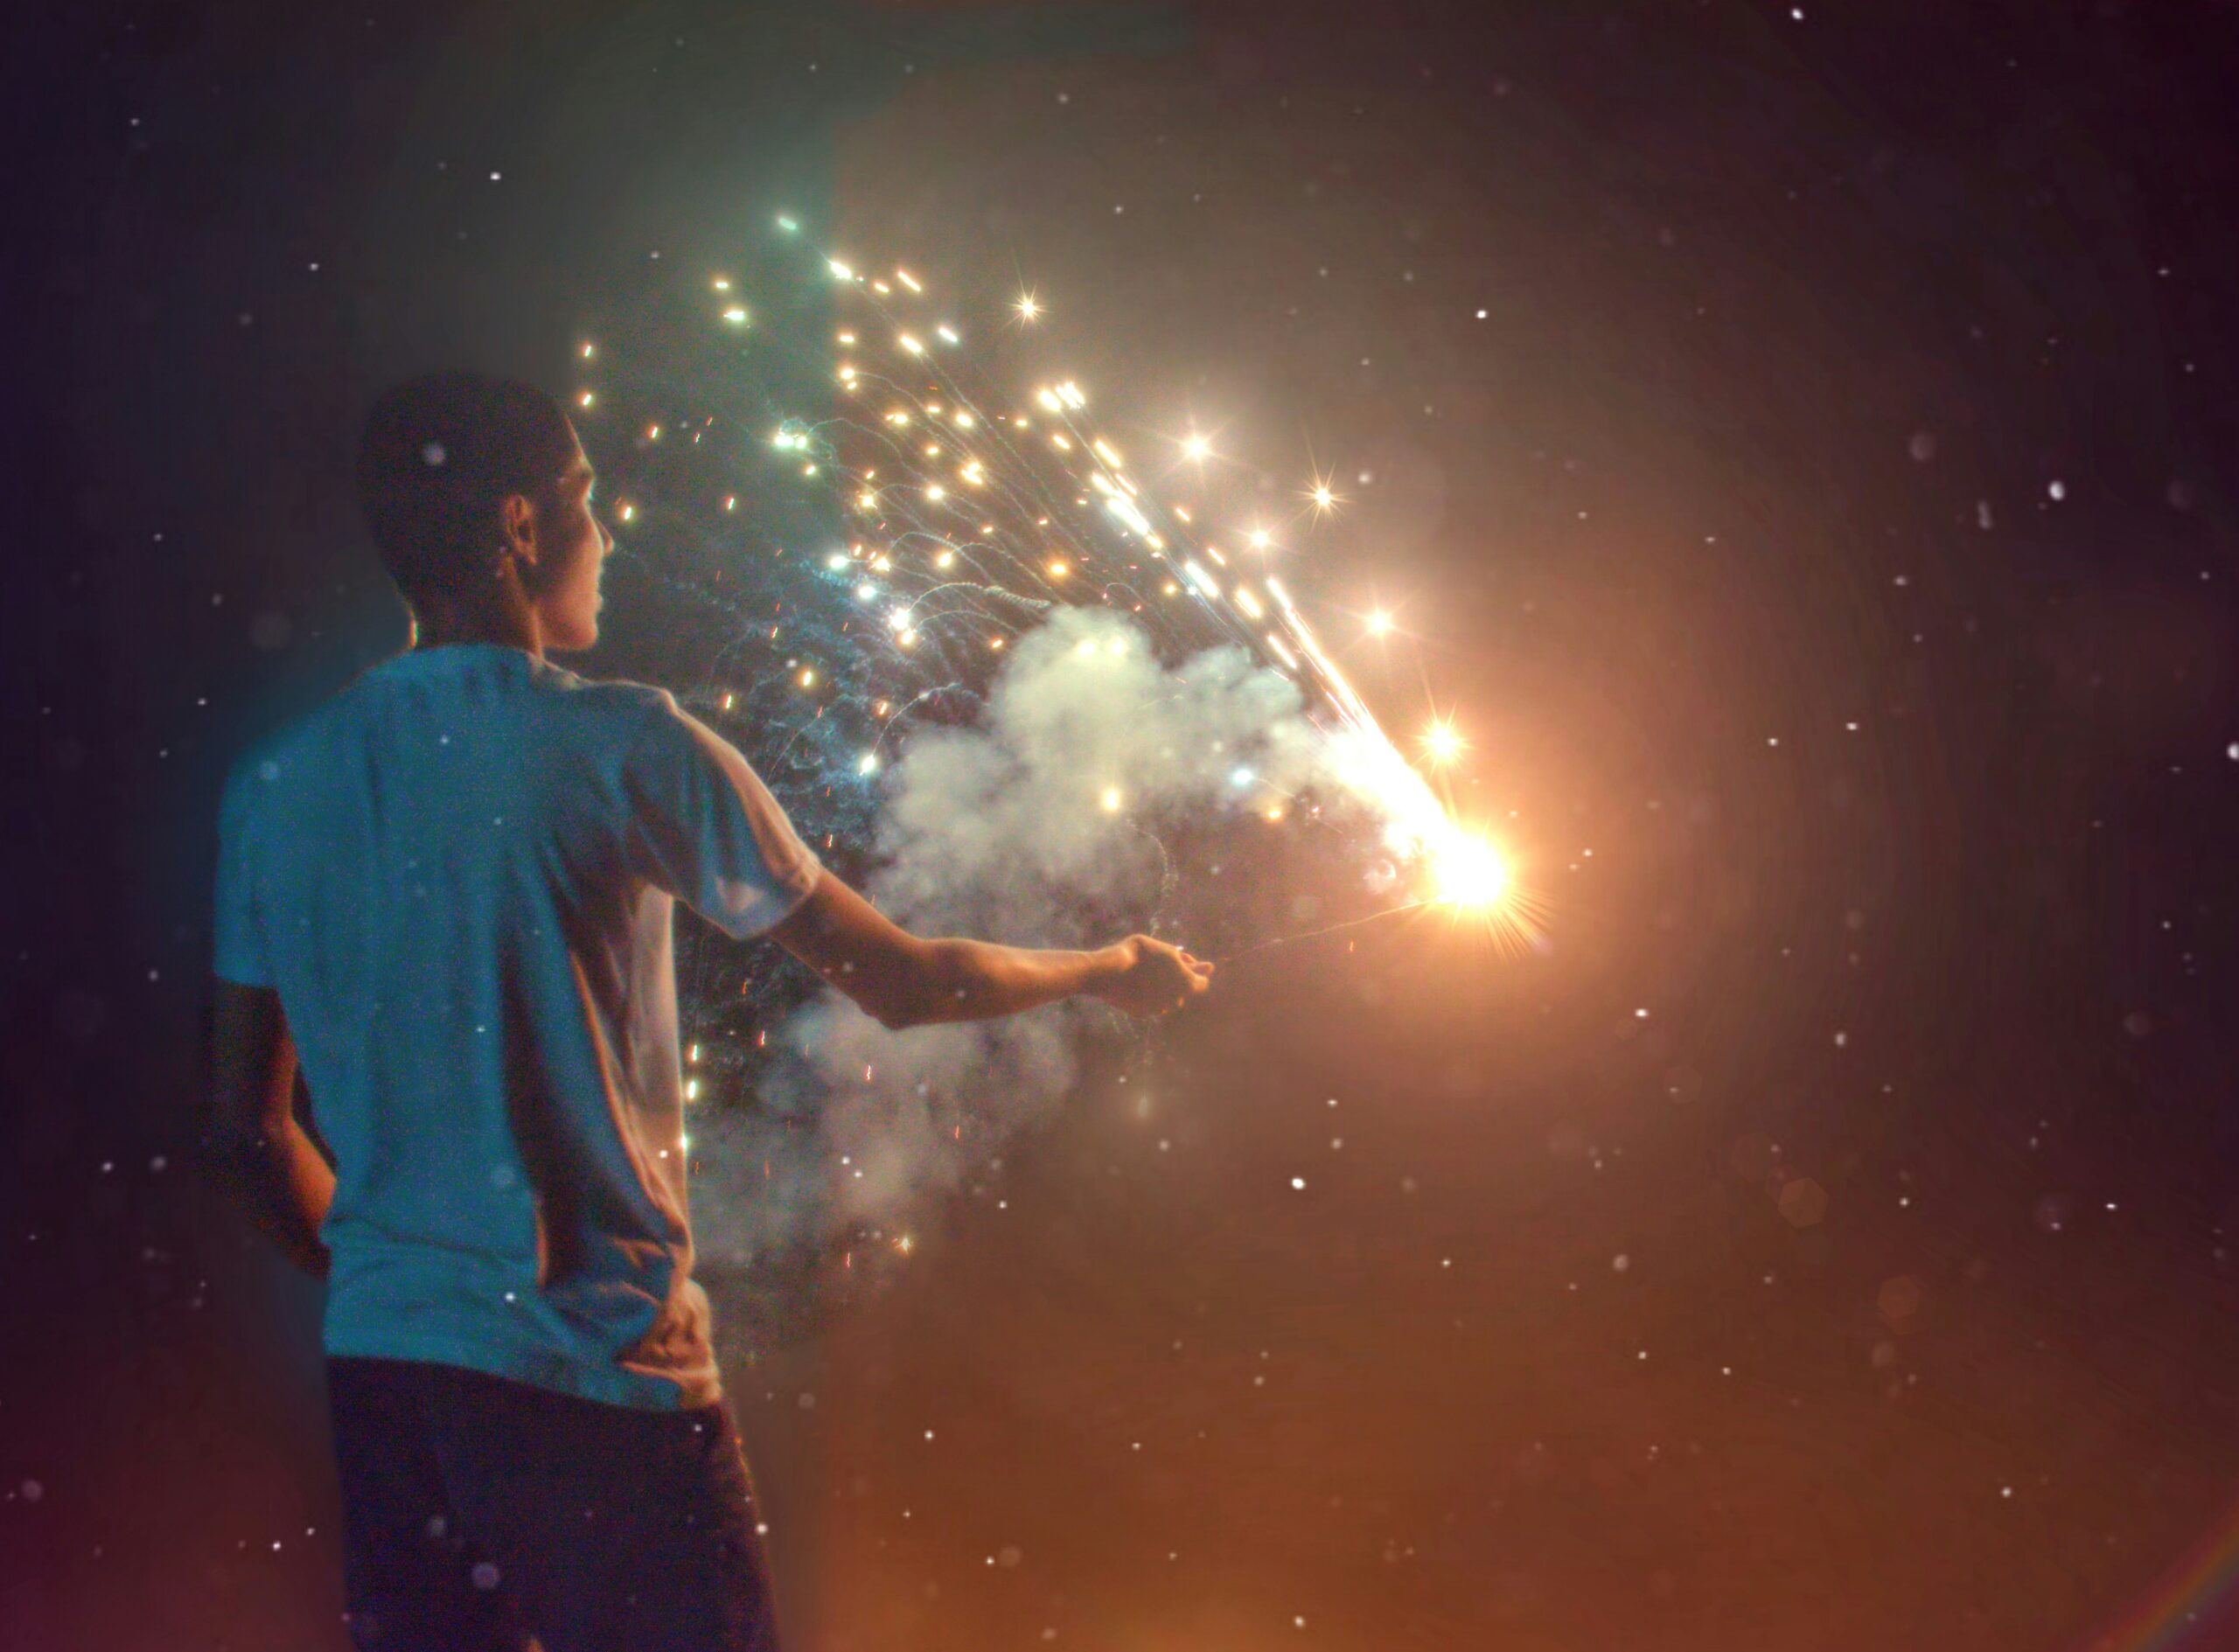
589, 214, 1514, 925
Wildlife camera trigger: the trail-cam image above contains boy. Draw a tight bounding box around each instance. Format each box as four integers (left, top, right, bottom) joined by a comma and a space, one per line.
209, 371, 1210, 1650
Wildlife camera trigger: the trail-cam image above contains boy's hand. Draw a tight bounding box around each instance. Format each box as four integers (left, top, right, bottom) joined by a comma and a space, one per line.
1093, 936, 1215, 1017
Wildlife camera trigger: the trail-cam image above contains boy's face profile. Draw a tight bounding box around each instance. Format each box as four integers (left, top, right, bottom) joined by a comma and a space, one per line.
514, 422, 610, 652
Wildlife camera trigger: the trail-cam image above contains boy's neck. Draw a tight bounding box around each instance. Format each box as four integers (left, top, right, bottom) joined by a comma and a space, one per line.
414, 603, 543, 660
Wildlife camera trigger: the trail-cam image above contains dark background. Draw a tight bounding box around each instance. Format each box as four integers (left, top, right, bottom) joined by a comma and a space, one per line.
9, 3, 2239, 1648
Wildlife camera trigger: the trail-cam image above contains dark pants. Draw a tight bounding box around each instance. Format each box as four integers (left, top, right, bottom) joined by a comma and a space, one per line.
326, 1357, 781, 1652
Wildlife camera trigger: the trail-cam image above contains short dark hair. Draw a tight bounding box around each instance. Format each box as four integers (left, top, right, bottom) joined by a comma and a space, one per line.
357, 372, 577, 614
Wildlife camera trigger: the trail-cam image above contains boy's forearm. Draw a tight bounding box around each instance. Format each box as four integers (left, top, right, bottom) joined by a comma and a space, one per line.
910, 937, 1123, 1025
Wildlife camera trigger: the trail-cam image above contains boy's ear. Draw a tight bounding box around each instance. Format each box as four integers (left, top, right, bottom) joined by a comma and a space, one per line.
499, 491, 539, 566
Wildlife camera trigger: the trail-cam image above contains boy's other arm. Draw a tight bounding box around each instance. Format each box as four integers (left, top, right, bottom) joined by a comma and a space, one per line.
770, 869, 1212, 1029
207, 981, 334, 1279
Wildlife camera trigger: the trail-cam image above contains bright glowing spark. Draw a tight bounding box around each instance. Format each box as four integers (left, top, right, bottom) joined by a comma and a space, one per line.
1366, 608, 1394, 638
722, 306, 749, 324
1181, 432, 1212, 462
1099, 785, 1123, 813
1429, 833, 1509, 910
1015, 291, 1042, 322
1422, 720, 1466, 764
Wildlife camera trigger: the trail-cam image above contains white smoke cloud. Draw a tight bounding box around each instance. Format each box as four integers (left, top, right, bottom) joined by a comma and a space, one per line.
691, 606, 1352, 1278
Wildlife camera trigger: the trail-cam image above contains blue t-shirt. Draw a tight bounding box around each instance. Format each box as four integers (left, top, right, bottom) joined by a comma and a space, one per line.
213, 644, 821, 1410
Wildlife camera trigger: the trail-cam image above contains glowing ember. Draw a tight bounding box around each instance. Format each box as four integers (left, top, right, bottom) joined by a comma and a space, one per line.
1421, 720, 1466, 763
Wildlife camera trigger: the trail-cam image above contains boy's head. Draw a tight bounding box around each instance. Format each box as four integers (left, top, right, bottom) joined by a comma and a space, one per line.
357, 372, 610, 652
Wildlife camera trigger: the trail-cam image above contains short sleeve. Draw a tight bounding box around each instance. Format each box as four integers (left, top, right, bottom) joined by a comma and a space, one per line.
213, 756, 276, 987
622, 694, 823, 939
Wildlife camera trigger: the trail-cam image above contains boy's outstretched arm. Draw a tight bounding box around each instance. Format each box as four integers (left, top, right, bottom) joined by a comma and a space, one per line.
771, 869, 1212, 1030
207, 981, 335, 1279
